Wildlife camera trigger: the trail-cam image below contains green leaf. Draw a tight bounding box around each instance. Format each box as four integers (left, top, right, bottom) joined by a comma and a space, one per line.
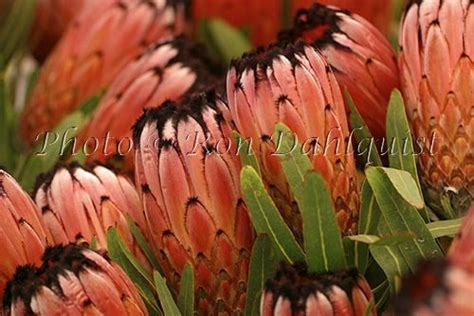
345, 90, 382, 167
154, 271, 181, 316
233, 131, 260, 176
347, 235, 381, 244
301, 171, 347, 273
177, 264, 194, 316
240, 166, 305, 264
18, 93, 102, 192
0, 72, 17, 170
106, 228, 162, 316
245, 235, 278, 316
0, 0, 37, 69
275, 123, 313, 204
427, 218, 463, 238
198, 19, 252, 64
366, 167, 441, 272
355, 181, 382, 274
381, 168, 425, 209
385, 90, 429, 221
127, 216, 163, 274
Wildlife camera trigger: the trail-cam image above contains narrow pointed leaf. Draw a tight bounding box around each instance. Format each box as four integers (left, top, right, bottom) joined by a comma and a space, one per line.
241, 166, 305, 264
301, 171, 347, 273
346, 90, 382, 167
245, 235, 278, 316
381, 168, 424, 209
107, 228, 161, 316
154, 271, 182, 316
275, 123, 313, 204
366, 167, 441, 272
127, 215, 163, 274
386, 90, 429, 221
177, 264, 194, 316
233, 131, 260, 176
427, 218, 463, 238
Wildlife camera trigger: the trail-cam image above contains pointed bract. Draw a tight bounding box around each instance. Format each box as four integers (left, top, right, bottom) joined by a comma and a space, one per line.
78, 36, 221, 170
20, 0, 191, 144
227, 41, 360, 237
0, 170, 51, 303
399, 0, 473, 217
2, 244, 147, 315
34, 163, 148, 268
133, 91, 255, 314
279, 3, 400, 139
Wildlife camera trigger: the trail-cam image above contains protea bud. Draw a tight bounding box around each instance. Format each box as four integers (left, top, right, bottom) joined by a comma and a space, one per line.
20, 0, 190, 144
279, 3, 399, 139
292, 0, 393, 34
2, 243, 147, 315
448, 204, 474, 272
133, 91, 255, 313
29, 0, 89, 62
33, 163, 147, 266
227, 41, 360, 236
192, 0, 281, 45
395, 259, 474, 315
0, 170, 51, 302
399, 0, 473, 217
78, 36, 220, 170
261, 262, 375, 316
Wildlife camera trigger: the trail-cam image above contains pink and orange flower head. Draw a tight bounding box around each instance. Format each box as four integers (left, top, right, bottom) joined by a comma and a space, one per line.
399, 0, 473, 217
133, 91, 255, 314
227, 41, 360, 237
279, 3, 400, 140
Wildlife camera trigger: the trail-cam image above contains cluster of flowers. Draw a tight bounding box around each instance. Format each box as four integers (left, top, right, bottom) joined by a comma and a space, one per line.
0, 0, 472, 315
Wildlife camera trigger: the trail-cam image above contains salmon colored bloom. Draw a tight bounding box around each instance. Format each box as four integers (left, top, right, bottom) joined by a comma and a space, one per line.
227, 41, 360, 237
20, 0, 190, 144
78, 36, 220, 170
2, 244, 147, 315
133, 91, 255, 314
279, 3, 399, 139
261, 262, 375, 316
34, 163, 148, 266
0, 170, 51, 302
399, 0, 473, 217
292, 0, 393, 34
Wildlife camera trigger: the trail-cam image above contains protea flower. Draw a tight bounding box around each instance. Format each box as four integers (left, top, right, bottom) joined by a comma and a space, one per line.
2, 243, 147, 315
399, 0, 473, 217
0, 170, 51, 302
291, 0, 393, 34
133, 91, 255, 313
192, 0, 281, 45
261, 262, 375, 316
395, 259, 474, 315
29, 0, 89, 62
279, 3, 399, 139
20, 0, 190, 144
78, 36, 220, 170
227, 41, 360, 236
448, 204, 474, 272
33, 163, 148, 266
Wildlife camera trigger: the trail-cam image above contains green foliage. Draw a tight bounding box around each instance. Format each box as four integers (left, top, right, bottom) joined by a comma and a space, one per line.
198, 19, 252, 64
177, 264, 194, 316
154, 271, 182, 316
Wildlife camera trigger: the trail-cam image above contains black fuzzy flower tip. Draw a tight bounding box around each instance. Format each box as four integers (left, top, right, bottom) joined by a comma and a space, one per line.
132, 89, 226, 146
265, 262, 360, 312
278, 3, 346, 49
2, 244, 104, 314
